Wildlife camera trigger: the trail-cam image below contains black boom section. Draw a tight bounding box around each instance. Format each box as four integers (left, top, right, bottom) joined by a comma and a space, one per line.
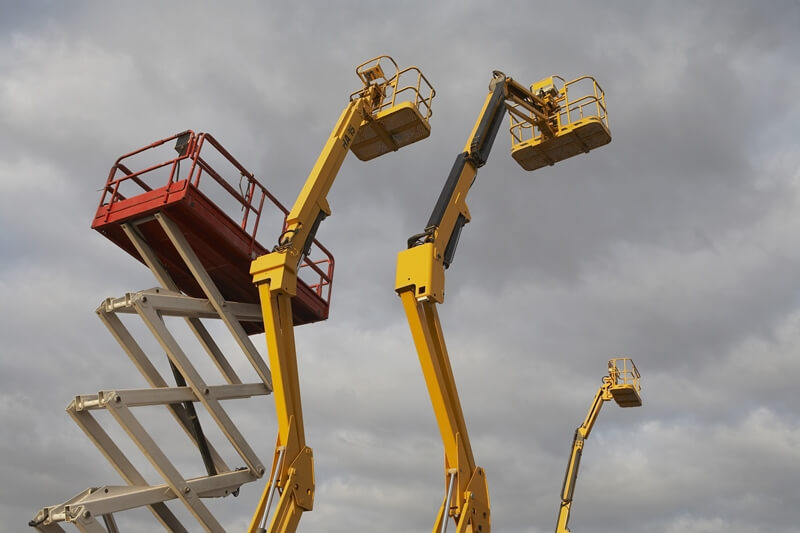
427, 152, 469, 229
469, 79, 507, 167
299, 209, 327, 265
443, 213, 467, 269
418, 78, 509, 267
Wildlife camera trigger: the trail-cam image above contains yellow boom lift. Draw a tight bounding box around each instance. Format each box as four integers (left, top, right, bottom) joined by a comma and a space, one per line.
395, 71, 611, 532
556, 358, 642, 533
248, 56, 435, 533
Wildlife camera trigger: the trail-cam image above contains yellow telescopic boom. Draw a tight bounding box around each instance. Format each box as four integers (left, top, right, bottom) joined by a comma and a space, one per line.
249, 56, 434, 533
395, 71, 611, 533
555, 358, 642, 533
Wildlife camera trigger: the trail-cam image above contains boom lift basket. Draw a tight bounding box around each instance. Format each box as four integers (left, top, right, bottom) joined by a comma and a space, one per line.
91, 130, 334, 333
349, 55, 435, 161
608, 357, 642, 407
509, 75, 610, 171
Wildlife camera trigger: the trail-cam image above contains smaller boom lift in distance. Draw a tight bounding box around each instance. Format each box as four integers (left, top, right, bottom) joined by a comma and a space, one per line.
555, 358, 642, 533
249, 55, 434, 533
395, 72, 610, 533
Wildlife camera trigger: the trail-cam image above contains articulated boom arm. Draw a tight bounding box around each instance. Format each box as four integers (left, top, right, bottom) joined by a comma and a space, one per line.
556, 358, 641, 533
395, 71, 611, 533
249, 56, 434, 533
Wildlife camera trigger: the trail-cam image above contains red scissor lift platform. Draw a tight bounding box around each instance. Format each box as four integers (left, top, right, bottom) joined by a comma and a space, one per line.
92, 130, 334, 334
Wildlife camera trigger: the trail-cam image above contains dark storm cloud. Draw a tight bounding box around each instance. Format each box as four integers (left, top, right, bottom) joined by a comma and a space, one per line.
0, 0, 71, 35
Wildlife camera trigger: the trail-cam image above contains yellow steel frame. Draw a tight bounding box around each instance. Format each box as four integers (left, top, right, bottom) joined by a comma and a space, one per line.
395, 71, 612, 533
508, 75, 609, 146
555, 358, 641, 533
249, 56, 434, 533
395, 92, 496, 533
398, 292, 490, 533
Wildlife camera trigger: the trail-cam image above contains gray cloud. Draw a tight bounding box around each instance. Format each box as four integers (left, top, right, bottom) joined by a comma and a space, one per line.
2, 1, 800, 532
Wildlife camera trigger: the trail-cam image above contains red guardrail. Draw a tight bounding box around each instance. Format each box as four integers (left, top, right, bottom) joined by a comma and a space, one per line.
97, 130, 335, 304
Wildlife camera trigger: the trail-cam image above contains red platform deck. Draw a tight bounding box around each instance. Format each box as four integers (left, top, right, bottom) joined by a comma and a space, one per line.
92, 131, 333, 335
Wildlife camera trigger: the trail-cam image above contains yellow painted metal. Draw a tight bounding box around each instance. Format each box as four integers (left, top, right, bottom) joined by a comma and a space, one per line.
608, 357, 642, 408
393, 91, 488, 303
555, 358, 641, 533
249, 56, 434, 533
395, 242, 446, 303
396, 70, 611, 532
400, 291, 474, 466
398, 290, 490, 532
350, 56, 435, 161
352, 101, 433, 161
510, 75, 611, 171
251, 96, 373, 290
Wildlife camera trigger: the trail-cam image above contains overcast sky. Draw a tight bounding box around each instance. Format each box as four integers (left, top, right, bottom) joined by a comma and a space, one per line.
2, 1, 800, 532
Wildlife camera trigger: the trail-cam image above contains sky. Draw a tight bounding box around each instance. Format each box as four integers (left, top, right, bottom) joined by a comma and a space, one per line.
1, 1, 800, 532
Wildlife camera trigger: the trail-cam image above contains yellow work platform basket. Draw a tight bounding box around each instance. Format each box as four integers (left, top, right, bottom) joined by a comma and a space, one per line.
509, 75, 610, 171
349, 56, 435, 161
608, 357, 642, 407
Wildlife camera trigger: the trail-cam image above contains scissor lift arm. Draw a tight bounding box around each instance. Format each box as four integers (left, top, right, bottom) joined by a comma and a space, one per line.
555, 358, 641, 533
395, 71, 611, 533
249, 56, 434, 533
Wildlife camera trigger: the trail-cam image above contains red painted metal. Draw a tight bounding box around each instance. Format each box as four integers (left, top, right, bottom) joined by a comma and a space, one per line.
92, 130, 334, 334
